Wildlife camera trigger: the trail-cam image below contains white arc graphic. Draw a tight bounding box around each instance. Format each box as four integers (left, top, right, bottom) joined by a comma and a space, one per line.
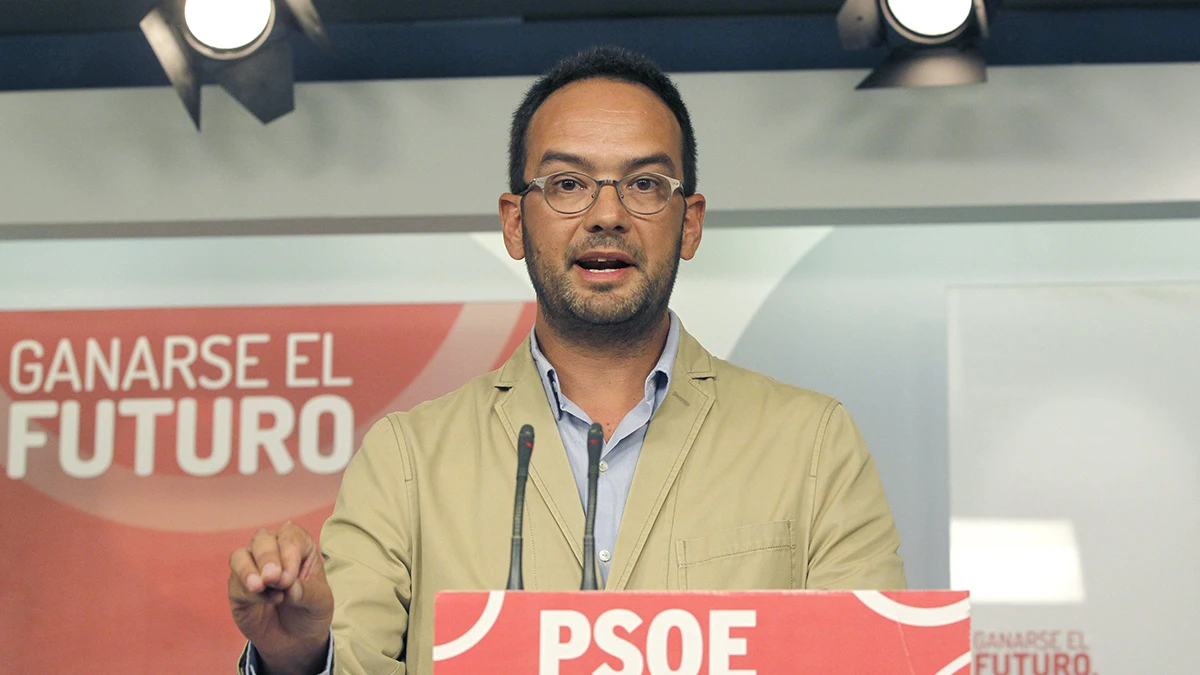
432, 591, 506, 661
933, 651, 972, 675
852, 591, 971, 626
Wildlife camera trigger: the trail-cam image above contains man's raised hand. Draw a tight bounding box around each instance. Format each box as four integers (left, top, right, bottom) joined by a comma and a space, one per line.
228, 522, 334, 675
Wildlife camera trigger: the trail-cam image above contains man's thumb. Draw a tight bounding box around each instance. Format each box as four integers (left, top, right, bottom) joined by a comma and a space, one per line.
285, 576, 333, 617
287, 580, 305, 604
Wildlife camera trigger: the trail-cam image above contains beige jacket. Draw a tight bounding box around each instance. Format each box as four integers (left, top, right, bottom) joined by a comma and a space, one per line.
320, 327, 905, 674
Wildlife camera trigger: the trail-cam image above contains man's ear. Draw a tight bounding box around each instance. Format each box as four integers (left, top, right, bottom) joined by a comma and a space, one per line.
680, 193, 706, 261
498, 194, 526, 261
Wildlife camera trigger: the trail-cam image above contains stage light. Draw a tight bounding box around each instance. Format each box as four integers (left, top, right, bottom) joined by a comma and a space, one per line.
884, 0, 974, 39
140, 0, 327, 129
838, 0, 995, 89
183, 0, 275, 52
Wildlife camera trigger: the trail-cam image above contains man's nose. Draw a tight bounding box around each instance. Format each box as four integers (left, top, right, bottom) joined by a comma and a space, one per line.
586, 182, 627, 232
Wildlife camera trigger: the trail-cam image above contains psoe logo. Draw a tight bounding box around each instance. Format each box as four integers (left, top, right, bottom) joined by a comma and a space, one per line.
539, 608, 757, 675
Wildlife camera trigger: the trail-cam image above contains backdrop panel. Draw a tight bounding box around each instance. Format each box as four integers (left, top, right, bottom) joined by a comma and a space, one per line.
949, 284, 1200, 675
0, 302, 534, 672
7, 218, 1200, 672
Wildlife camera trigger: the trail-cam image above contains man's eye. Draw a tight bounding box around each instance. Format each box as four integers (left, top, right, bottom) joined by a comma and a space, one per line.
628, 176, 662, 192
552, 178, 585, 191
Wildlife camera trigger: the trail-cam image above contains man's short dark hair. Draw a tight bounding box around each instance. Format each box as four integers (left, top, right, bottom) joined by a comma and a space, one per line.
508, 46, 698, 197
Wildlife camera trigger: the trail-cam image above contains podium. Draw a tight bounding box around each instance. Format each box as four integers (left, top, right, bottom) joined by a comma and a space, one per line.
433, 590, 970, 674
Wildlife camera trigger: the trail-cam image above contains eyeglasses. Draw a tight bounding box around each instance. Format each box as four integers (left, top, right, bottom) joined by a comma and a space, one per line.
521, 171, 684, 216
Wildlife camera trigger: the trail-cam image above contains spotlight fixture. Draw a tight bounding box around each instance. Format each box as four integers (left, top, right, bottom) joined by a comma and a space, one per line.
184, 0, 275, 52
837, 0, 996, 89
140, 0, 328, 128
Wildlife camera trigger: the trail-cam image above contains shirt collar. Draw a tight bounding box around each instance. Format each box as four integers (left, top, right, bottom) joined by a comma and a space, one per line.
530, 311, 681, 421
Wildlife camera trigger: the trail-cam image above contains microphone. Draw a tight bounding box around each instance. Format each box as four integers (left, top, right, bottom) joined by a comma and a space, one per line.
506, 424, 535, 591
581, 422, 603, 591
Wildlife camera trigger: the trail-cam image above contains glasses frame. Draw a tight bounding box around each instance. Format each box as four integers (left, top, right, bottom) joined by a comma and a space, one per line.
521, 170, 684, 216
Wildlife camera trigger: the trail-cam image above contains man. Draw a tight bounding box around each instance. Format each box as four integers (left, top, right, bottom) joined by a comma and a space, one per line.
228, 46, 905, 675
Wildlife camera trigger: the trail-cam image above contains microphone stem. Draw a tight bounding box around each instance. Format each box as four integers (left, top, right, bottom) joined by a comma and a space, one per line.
582, 423, 603, 591
507, 425, 535, 591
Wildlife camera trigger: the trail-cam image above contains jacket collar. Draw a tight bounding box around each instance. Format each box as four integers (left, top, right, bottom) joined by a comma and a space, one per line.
493, 321, 716, 589
493, 320, 714, 390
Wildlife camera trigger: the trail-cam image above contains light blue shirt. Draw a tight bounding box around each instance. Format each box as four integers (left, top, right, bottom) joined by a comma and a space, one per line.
246, 311, 680, 672
529, 311, 680, 585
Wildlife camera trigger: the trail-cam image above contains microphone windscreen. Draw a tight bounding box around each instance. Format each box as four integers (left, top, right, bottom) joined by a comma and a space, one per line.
517, 424, 535, 468
587, 423, 603, 466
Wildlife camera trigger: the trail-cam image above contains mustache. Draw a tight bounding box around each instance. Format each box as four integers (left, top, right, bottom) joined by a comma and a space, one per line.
565, 233, 645, 266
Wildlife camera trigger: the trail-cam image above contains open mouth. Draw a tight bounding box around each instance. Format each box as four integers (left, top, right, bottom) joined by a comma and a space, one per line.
576, 257, 633, 273
574, 251, 636, 275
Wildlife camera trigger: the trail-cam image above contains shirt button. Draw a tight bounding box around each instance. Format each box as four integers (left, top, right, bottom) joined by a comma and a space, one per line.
598, 549, 612, 563
598, 460, 609, 473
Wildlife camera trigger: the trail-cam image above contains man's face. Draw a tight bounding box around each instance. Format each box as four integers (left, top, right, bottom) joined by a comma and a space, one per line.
499, 78, 705, 340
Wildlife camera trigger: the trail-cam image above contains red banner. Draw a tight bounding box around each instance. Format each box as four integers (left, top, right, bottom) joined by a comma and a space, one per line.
0, 302, 534, 673
435, 590, 971, 674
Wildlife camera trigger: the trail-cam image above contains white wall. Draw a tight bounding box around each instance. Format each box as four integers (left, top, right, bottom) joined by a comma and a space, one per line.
2, 62, 1200, 235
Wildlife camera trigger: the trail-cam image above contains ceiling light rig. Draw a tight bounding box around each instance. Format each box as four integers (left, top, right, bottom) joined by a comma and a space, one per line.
837, 0, 997, 89
140, 0, 328, 128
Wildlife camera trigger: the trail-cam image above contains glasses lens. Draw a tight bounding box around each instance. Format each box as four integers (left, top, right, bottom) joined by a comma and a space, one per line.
620, 173, 674, 214
542, 172, 596, 214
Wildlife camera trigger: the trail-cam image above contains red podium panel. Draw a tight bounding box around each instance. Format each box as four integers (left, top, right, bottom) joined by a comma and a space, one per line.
433, 590, 970, 674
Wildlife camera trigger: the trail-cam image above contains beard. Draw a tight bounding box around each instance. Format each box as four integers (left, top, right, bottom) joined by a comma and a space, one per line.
522, 222, 682, 352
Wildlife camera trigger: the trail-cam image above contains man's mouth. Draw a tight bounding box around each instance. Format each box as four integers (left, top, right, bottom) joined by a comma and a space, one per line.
575, 253, 635, 274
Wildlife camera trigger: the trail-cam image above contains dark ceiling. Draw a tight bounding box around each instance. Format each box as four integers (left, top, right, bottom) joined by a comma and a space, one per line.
2, 0, 1199, 35
1, 0, 1199, 91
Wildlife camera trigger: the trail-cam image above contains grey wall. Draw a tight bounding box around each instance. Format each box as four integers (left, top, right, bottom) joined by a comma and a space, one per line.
3, 63, 1200, 235
731, 219, 1200, 589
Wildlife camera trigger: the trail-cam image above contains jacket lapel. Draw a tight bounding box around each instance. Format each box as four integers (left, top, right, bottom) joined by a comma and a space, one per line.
493, 338, 585, 568
607, 328, 715, 590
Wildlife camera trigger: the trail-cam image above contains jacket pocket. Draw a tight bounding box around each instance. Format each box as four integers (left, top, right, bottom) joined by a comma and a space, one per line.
676, 520, 796, 590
